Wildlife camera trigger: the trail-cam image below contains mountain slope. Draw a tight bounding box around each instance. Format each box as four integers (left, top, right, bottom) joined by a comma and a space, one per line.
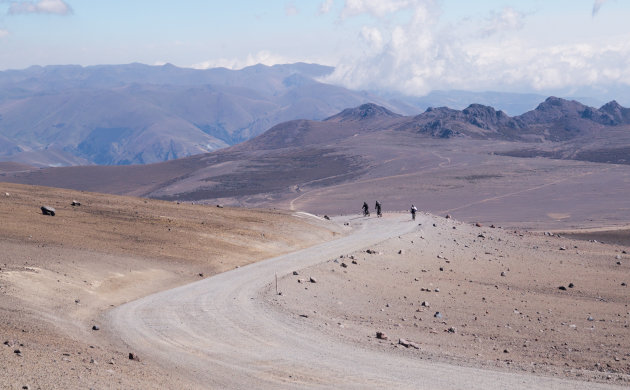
0, 63, 408, 166
4, 97, 630, 205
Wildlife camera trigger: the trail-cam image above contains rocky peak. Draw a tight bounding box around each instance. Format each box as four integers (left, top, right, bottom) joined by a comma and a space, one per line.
599, 100, 630, 125
326, 103, 401, 122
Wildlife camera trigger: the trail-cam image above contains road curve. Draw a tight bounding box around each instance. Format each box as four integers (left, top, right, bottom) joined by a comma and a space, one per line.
107, 215, 621, 389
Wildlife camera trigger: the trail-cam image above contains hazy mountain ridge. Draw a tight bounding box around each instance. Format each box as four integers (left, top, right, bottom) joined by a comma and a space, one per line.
0, 63, 407, 166
3, 62, 622, 167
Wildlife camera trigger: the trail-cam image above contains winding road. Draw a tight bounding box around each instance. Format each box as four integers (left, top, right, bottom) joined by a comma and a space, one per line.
107, 215, 622, 389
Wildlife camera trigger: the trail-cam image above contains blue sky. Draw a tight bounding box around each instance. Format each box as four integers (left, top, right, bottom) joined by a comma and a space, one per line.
1, 0, 629, 95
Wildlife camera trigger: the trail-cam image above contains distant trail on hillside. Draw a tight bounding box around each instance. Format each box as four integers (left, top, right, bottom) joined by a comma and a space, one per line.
107, 215, 620, 389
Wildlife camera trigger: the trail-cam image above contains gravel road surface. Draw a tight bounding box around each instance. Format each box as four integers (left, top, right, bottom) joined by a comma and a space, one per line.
107, 215, 622, 389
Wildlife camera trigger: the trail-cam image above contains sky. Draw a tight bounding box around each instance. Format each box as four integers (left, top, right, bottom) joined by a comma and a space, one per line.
1, 0, 629, 96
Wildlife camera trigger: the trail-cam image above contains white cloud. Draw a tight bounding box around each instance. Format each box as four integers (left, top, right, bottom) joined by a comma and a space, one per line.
319, 0, 333, 15
360, 26, 383, 51
323, 2, 630, 95
592, 0, 608, 16
8, 0, 73, 15
192, 51, 296, 70
480, 7, 525, 37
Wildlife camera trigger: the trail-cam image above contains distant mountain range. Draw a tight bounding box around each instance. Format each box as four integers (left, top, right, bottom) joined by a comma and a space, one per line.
3, 62, 622, 167
237, 97, 630, 152
0, 62, 417, 166
3, 96, 630, 208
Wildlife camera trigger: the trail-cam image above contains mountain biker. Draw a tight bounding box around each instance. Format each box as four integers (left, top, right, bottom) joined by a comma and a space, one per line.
375, 201, 382, 217
411, 204, 417, 220
362, 201, 369, 217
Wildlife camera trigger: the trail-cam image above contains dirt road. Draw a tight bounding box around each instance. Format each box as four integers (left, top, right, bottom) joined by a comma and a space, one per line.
107, 215, 623, 389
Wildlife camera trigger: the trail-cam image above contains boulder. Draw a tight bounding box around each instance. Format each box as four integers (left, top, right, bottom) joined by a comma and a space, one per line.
41, 206, 56, 216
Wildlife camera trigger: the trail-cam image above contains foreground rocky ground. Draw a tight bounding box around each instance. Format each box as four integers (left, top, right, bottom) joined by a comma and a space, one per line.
271, 213, 630, 386
2, 181, 629, 388
0, 183, 339, 389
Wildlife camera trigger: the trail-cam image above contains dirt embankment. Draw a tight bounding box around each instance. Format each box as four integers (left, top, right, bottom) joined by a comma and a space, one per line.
0, 182, 340, 389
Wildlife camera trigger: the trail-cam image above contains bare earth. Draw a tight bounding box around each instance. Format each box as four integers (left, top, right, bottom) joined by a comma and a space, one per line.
0, 183, 338, 389
1, 182, 629, 388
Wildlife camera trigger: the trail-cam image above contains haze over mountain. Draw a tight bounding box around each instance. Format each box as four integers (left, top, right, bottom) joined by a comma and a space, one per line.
0, 62, 420, 166
3, 62, 622, 168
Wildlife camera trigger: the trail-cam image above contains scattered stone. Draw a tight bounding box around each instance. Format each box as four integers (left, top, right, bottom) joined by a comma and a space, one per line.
216, 204, 224, 208
309, 277, 317, 283
75, 299, 80, 304
323, 215, 330, 220
623, 250, 627, 254
439, 267, 444, 272
445, 214, 451, 219
71, 200, 81, 206
341, 262, 348, 268
432, 223, 437, 227
198, 273, 204, 277
490, 224, 496, 228
351, 260, 357, 264
22, 386, 29, 390
615, 255, 622, 260
500, 271, 506, 277
92, 325, 100, 331
558, 286, 567, 291
398, 250, 403, 255
40, 206, 56, 216
622, 282, 627, 286
299, 314, 309, 318
14, 349, 21, 355
504, 349, 509, 353
434, 312, 443, 319
128, 352, 139, 361
421, 301, 429, 307
447, 327, 456, 333
376, 331, 388, 340
293, 271, 299, 275
568, 282, 574, 288
587, 316, 594, 321
478, 234, 485, 238
559, 247, 567, 251
475, 222, 482, 227
398, 338, 420, 349
434, 288, 440, 292
366, 249, 376, 254
617, 261, 622, 265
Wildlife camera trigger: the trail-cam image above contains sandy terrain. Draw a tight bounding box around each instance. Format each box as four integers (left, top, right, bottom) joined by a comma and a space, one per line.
0, 182, 339, 389
272, 213, 630, 386
2, 181, 629, 389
